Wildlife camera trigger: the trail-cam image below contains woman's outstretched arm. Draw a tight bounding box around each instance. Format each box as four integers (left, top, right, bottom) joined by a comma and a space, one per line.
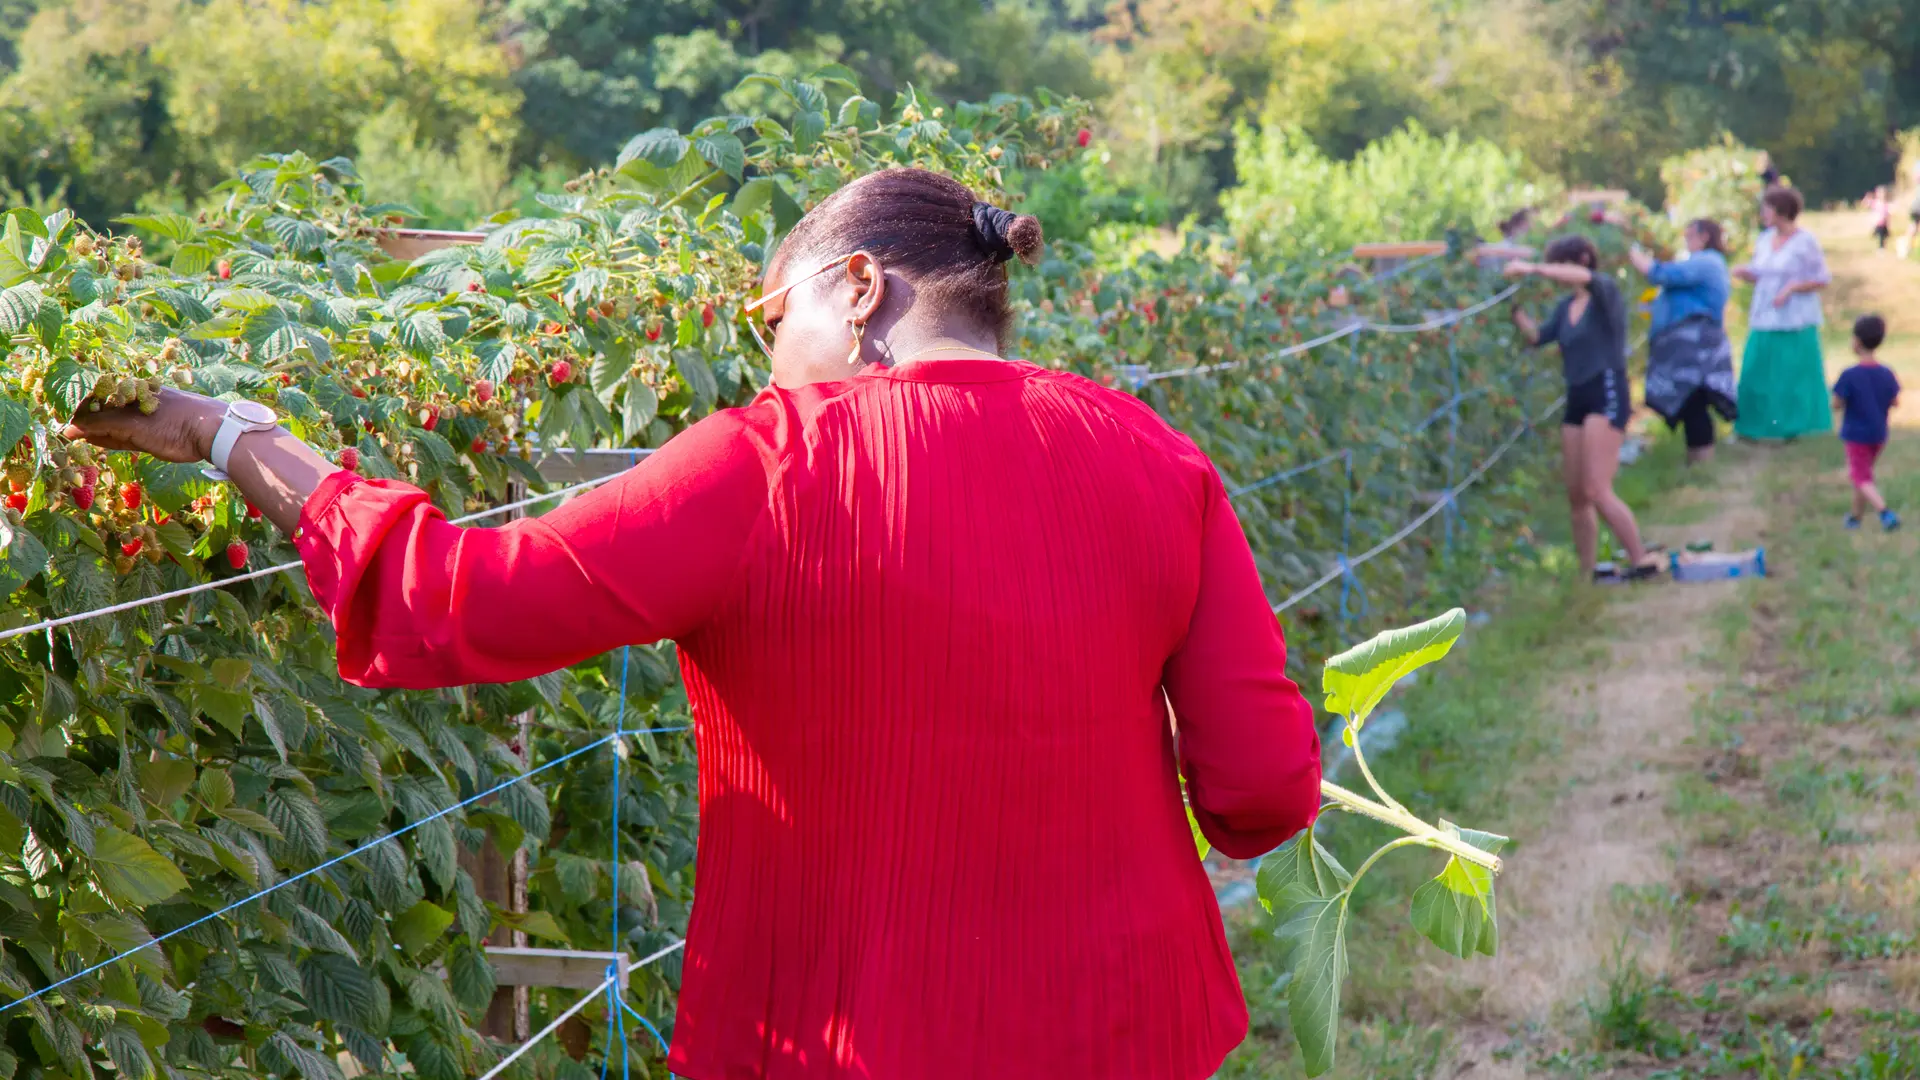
70, 389, 772, 687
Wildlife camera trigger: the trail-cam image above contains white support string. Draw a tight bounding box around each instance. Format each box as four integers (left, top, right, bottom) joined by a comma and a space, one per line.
473, 940, 686, 1080
1136, 281, 1520, 384
1271, 394, 1566, 615
0, 461, 651, 645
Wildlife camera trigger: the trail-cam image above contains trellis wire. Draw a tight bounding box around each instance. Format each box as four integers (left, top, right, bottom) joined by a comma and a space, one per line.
1269, 393, 1568, 616
0, 459, 652, 646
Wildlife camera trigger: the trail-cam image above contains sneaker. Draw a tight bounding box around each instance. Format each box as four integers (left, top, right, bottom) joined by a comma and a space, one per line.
1845, 515, 1862, 530
1882, 509, 1901, 531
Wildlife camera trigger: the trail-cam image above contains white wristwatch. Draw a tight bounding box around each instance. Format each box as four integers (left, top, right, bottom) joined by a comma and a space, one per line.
202, 400, 280, 481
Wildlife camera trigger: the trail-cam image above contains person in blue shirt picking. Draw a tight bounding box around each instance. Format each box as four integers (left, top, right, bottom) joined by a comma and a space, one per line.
1833, 314, 1901, 530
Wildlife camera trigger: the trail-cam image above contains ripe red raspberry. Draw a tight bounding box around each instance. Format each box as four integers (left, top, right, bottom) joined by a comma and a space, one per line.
4, 493, 26, 512
548, 360, 573, 387
349, 387, 367, 399
225, 541, 248, 570
244, 500, 262, 519
422, 409, 439, 432
120, 482, 143, 510
72, 485, 95, 511
466, 280, 482, 292
216, 260, 232, 280
470, 437, 488, 454
80, 465, 100, 488
1076, 127, 1092, 148
339, 447, 360, 473
473, 379, 495, 404
120, 538, 144, 558
702, 303, 716, 328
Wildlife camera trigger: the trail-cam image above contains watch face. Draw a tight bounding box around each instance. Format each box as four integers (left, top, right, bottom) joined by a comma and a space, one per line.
231, 400, 277, 425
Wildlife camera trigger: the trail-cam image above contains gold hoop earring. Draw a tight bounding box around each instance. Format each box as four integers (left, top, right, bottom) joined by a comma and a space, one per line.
846, 319, 866, 366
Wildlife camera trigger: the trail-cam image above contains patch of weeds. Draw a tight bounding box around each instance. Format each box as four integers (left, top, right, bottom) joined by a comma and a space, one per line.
1585, 949, 1690, 1059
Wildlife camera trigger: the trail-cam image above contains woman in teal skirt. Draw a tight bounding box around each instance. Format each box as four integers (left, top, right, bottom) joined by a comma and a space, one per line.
1733, 186, 1832, 439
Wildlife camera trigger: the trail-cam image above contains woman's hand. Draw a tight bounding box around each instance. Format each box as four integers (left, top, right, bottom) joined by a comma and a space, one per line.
1771, 282, 1799, 308
1732, 266, 1759, 283
1501, 259, 1534, 278
64, 388, 225, 463
1628, 245, 1655, 275
1509, 307, 1539, 344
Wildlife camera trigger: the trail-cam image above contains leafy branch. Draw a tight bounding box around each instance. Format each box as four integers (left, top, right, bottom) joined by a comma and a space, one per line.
1257, 608, 1509, 1075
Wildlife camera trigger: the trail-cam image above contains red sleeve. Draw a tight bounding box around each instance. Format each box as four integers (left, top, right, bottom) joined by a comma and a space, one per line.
1163, 470, 1322, 860
294, 407, 774, 689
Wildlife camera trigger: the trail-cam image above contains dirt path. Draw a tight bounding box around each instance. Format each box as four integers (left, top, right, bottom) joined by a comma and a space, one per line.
1440, 454, 1768, 1075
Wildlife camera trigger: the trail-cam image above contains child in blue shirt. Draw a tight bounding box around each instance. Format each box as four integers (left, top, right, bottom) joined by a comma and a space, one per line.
1833, 314, 1901, 530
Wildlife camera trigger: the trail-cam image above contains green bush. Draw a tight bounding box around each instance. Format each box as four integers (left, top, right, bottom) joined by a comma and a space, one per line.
1660, 135, 1769, 259
1222, 121, 1557, 262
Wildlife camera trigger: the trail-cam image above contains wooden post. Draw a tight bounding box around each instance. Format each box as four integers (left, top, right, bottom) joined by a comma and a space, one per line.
1351, 241, 1447, 278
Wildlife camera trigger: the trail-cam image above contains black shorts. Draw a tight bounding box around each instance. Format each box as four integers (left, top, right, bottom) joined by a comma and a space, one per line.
1563, 368, 1630, 431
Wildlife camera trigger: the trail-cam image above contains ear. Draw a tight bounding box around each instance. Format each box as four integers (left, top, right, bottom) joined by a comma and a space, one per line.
845, 252, 887, 325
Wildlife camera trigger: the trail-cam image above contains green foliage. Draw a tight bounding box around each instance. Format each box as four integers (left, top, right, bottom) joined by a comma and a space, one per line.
1223, 122, 1554, 261
1260, 610, 1508, 1076
1661, 135, 1770, 258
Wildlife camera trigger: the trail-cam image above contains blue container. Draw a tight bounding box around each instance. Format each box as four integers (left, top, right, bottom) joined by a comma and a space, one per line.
1668, 547, 1766, 582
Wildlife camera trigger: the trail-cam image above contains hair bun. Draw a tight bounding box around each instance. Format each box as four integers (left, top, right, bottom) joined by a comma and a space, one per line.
971, 202, 1045, 266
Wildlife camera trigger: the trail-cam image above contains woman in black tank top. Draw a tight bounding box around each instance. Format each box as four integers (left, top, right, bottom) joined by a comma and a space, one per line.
1504, 236, 1659, 584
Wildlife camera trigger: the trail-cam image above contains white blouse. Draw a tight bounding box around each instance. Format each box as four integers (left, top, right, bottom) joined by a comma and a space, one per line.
1742, 227, 1831, 332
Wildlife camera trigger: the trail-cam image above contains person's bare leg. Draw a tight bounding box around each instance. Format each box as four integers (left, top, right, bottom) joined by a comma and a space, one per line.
1583, 416, 1649, 564
1857, 481, 1886, 514
1562, 425, 1599, 576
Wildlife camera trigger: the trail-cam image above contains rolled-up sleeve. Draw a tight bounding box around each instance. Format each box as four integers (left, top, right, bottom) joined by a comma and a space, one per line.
295, 408, 773, 688
1163, 471, 1322, 859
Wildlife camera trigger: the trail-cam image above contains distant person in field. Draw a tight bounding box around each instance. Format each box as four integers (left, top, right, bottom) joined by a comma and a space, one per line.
1899, 160, 1920, 259
1870, 186, 1893, 250
1834, 314, 1902, 531
1632, 218, 1735, 464
1506, 237, 1660, 582
1757, 151, 1781, 189
1734, 186, 1833, 441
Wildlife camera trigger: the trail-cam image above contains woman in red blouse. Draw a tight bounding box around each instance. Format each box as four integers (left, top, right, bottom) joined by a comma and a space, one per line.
73, 168, 1322, 1080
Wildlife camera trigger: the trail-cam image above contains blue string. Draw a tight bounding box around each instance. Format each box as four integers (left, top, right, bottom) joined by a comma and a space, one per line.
0, 724, 683, 1017
1226, 450, 1349, 499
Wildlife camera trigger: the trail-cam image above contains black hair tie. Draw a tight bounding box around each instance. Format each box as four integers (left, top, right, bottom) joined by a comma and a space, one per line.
971, 202, 1018, 263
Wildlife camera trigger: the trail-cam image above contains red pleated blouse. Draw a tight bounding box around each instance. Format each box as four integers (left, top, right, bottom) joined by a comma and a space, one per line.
295, 357, 1322, 1080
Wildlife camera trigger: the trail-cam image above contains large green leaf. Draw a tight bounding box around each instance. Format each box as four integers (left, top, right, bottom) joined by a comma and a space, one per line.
0, 394, 29, 458
1256, 830, 1352, 912
1409, 824, 1507, 959
1321, 607, 1466, 735
90, 827, 189, 907
618, 128, 690, 171
300, 952, 379, 1027
1280, 894, 1350, 1077
390, 899, 454, 955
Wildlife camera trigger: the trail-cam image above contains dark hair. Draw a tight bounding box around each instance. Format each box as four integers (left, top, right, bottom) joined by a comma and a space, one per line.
775, 168, 1044, 345
1498, 207, 1534, 237
1855, 313, 1887, 350
1687, 218, 1726, 254
1762, 186, 1803, 221
1542, 234, 1599, 269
